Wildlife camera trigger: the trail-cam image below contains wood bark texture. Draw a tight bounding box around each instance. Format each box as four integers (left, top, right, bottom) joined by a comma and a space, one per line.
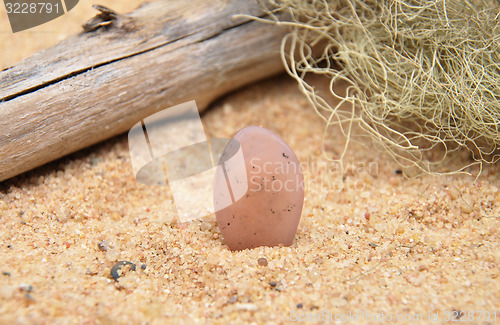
0, 0, 286, 182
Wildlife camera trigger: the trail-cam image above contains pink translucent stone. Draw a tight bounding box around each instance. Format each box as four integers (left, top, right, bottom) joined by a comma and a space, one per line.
214, 126, 304, 250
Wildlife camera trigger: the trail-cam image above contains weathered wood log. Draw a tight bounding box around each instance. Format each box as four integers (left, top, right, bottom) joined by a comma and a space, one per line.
0, 0, 286, 182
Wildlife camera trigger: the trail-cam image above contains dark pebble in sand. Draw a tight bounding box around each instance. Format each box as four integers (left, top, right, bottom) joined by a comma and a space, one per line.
110, 261, 136, 281
19, 284, 33, 292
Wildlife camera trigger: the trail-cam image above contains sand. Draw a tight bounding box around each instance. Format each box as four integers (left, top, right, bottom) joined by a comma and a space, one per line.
1, 1, 499, 324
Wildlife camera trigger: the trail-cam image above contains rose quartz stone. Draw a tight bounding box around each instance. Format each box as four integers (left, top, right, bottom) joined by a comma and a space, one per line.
214, 126, 304, 251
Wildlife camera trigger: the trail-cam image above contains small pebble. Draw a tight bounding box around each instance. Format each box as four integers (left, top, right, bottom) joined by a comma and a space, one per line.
141, 264, 147, 270
257, 257, 268, 266
97, 240, 111, 252
214, 126, 305, 250
268, 281, 277, 287
296, 303, 303, 309
199, 222, 212, 232
228, 295, 238, 304
19, 284, 33, 293
110, 261, 136, 281
2, 271, 11, 276
235, 303, 258, 312
91, 157, 102, 166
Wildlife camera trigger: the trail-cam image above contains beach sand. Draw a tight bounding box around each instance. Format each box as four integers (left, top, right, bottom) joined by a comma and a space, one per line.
1, 1, 499, 324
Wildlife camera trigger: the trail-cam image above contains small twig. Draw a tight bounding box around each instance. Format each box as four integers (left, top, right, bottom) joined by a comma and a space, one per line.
453, 185, 474, 212
476, 215, 500, 221
416, 184, 430, 201
342, 258, 385, 283
342, 240, 421, 283
400, 240, 421, 250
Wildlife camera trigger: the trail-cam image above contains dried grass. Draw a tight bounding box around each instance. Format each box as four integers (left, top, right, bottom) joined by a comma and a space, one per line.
242, 0, 500, 175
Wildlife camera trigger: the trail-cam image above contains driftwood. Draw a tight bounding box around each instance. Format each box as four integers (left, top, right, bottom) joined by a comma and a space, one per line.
0, 0, 287, 182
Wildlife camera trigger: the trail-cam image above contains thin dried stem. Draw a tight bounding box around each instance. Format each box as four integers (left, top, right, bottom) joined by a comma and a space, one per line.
255, 0, 500, 174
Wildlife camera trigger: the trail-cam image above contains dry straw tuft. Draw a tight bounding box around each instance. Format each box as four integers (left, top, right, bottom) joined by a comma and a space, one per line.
245, 0, 500, 175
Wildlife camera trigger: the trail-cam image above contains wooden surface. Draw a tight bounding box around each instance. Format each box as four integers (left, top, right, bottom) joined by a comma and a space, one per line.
0, 0, 286, 182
